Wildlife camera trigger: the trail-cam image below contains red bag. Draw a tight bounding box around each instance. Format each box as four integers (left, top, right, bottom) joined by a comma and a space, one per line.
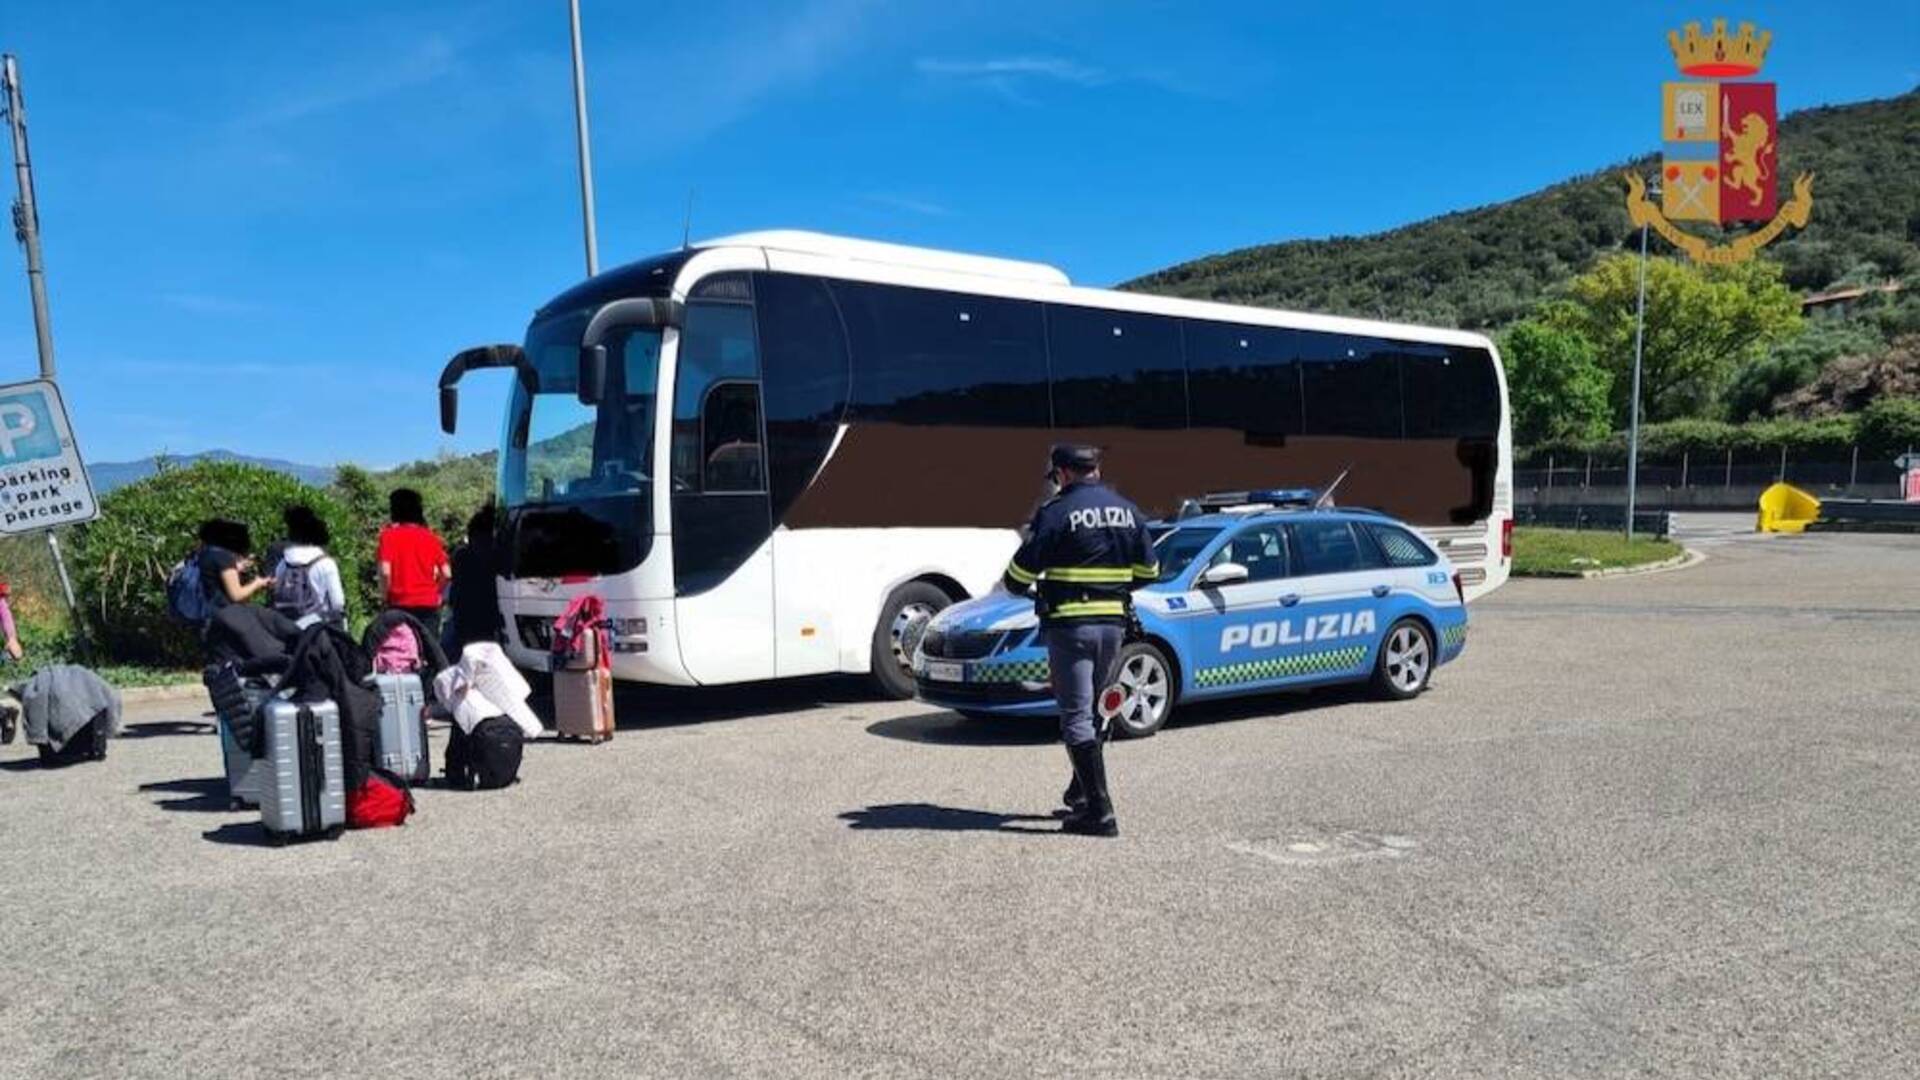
550, 594, 609, 673
346, 771, 415, 829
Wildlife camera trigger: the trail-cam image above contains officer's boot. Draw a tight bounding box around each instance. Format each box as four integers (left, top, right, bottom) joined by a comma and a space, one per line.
1061, 770, 1087, 815
1060, 741, 1118, 838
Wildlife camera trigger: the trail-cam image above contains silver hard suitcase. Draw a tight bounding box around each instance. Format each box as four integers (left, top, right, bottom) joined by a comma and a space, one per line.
368, 673, 430, 784
258, 699, 346, 844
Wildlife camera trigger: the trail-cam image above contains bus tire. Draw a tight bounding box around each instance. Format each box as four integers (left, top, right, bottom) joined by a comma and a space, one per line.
1371, 618, 1434, 701
870, 581, 952, 699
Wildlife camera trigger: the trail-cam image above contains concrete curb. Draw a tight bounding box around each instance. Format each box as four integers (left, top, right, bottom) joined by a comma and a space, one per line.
1577, 546, 1705, 579
119, 683, 208, 706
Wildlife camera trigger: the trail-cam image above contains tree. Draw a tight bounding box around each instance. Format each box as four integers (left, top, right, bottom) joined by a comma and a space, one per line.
1725, 317, 1884, 420
1858, 396, 1920, 456
1542, 254, 1803, 425
1498, 320, 1611, 445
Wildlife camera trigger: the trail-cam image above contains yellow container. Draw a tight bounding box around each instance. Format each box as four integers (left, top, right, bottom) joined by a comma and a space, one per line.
1757, 482, 1820, 533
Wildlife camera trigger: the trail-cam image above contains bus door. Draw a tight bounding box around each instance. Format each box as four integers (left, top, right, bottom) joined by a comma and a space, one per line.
670, 288, 775, 683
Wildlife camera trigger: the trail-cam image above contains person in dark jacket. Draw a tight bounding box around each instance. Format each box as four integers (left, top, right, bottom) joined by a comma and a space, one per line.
447, 504, 504, 652
1001, 444, 1158, 837
197, 518, 273, 611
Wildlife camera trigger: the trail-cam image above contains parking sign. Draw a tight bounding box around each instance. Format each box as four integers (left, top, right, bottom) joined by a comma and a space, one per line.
0, 379, 97, 533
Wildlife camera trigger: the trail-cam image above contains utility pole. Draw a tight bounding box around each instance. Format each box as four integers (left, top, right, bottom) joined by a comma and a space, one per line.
567, 0, 600, 276
1625, 194, 1651, 543
4, 54, 89, 656
4, 56, 53, 375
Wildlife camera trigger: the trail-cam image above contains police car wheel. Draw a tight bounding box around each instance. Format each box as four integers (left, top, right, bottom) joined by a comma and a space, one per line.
1106, 642, 1174, 739
1372, 619, 1434, 700
870, 581, 952, 700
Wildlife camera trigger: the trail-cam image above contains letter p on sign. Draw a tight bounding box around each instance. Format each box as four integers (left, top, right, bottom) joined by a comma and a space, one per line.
0, 403, 36, 460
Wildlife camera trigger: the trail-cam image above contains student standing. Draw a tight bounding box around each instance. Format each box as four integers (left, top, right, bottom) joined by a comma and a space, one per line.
447, 504, 504, 651
376, 489, 450, 636
198, 518, 273, 610
273, 505, 347, 625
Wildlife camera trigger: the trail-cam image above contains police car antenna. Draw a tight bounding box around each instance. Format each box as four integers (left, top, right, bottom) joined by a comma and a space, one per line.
1314, 468, 1351, 508
681, 188, 696, 250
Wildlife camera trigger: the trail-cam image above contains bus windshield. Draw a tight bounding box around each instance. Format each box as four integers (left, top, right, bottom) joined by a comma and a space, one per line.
501, 312, 663, 508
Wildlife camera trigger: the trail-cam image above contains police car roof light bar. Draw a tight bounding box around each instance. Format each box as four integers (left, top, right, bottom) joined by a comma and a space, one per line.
1187, 488, 1320, 513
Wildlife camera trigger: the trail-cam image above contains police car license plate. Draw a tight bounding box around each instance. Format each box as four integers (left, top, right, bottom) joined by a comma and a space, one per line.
925, 661, 964, 682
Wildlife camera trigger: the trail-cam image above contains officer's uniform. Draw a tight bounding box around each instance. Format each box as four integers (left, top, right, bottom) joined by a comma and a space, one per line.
1001, 447, 1157, 835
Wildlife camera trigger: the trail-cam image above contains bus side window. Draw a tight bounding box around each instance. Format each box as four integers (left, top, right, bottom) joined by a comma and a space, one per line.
675, 298, 764, 494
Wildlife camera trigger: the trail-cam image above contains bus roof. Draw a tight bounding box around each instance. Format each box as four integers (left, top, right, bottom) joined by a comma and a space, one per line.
692, 230, 1494, 352
697, 230, 1071, 287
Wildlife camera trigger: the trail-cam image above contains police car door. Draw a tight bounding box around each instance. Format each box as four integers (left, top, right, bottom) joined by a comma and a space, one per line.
1280, 520, 1389, 679
1184, 522, 1313, 695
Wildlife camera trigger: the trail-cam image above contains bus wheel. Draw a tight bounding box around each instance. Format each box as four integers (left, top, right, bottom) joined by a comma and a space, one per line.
871, 581, 952, 699
1372, 618, 1434, 700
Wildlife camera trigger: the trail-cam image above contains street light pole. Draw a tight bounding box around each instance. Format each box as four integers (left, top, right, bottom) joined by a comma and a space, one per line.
1625, 199, 1651, 542
567, 0, 600, 277
3, 55, 55, 378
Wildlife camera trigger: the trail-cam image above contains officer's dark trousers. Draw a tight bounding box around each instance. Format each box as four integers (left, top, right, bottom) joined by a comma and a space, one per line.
1045, 623, 1124, 747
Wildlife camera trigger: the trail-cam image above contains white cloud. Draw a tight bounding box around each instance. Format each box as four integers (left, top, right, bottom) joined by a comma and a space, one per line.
914, 55, 1111, 105
914, 56, 1108, 86
635, 0, 884, 145
229, 33, 461, 130
914, 53, 1216, 104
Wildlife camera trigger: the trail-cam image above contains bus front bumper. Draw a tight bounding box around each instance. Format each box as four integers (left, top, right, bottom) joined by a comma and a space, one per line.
500, 597, 696, 685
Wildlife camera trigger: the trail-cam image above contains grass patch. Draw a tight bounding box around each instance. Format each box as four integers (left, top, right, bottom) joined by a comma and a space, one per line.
1511, 528, 1683, 578
6, 619, 199, 690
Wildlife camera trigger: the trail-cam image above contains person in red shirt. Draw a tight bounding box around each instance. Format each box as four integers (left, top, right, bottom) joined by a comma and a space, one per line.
376, 488, 451, 636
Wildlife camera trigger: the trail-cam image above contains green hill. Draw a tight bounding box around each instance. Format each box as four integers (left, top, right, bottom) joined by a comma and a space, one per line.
1124, 90, 1920, 329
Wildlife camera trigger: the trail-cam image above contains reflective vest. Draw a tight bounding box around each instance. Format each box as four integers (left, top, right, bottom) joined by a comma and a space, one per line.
1002, 481, 1158, 625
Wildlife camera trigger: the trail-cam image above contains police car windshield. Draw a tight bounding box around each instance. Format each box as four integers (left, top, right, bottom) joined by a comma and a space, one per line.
1150, 526, 1220, 582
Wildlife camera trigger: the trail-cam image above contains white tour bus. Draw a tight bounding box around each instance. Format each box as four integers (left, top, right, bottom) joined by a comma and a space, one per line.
438, 231, 1512, 696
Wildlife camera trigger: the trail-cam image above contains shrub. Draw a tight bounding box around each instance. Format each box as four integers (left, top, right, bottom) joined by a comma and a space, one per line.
1858, 396, 1920, 456
68, 461, 369, 666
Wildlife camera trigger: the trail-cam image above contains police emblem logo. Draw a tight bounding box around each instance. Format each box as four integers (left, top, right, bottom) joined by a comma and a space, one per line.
1625, 19, 1813, 264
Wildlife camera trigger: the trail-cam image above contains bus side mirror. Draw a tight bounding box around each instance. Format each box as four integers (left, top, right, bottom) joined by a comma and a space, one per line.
578, 345, 608, 406
438, 343, 530, 435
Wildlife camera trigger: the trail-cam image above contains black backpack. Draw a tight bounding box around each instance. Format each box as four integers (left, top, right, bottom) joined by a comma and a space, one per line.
37, 713, 110, 767
445, 717, 523, 790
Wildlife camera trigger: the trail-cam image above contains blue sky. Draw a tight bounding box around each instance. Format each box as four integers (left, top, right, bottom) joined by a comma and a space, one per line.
0, 1, 1913, 466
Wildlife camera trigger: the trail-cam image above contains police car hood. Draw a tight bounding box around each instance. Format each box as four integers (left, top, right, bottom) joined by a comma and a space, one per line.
931, 590, 1038, 634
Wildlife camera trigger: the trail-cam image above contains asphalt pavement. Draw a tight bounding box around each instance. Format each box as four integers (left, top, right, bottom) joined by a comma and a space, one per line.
2, 531, 1916, 1078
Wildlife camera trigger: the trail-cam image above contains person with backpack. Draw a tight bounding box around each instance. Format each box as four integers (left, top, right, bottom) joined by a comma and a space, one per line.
376, 489, 450, 637
195, 519, 272, 613
272, 505, 346, 626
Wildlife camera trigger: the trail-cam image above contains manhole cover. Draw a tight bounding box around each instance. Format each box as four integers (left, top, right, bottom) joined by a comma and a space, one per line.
1226, 827, 1417, 867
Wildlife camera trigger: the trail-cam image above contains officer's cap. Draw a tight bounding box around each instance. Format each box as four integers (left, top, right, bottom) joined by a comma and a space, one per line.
1049, 444, 1103, 472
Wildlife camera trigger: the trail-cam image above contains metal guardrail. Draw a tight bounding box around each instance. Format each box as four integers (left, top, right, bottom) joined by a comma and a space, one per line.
1808, 499, 1920, 531
1515, 504, 1672, 537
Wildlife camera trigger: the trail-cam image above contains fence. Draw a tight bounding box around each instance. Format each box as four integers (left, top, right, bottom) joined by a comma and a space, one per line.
1515, 446, 1911, 495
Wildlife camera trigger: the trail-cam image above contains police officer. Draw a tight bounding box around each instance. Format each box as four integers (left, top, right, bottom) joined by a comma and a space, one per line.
1002, 445, 1158, 838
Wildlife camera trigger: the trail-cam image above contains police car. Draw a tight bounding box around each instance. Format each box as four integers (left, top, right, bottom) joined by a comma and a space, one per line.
912, 490, 1469, 737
